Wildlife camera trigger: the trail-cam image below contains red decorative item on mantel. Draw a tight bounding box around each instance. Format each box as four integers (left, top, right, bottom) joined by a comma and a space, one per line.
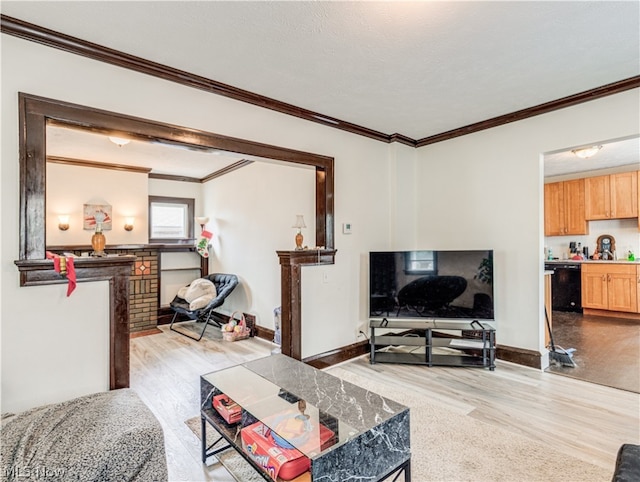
46, 251, 77, 296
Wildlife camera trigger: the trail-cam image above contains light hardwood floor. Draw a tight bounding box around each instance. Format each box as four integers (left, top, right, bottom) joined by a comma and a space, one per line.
130, 325, 640, 481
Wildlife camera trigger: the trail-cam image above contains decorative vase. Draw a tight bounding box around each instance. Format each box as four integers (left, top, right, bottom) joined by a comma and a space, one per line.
91, 223, 106, 256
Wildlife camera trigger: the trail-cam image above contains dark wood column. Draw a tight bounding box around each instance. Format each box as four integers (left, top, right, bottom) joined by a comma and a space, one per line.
276, 249, 337, 360
15, 256, 135, 389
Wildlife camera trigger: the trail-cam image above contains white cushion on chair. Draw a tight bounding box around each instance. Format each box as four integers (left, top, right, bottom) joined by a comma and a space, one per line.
178, 278, 217, 310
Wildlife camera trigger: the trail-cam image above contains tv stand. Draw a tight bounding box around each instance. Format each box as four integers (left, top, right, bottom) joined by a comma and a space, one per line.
369, 319, 496, 370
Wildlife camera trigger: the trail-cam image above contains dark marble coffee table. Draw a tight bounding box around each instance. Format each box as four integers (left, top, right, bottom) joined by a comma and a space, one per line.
200, 354, 411, 481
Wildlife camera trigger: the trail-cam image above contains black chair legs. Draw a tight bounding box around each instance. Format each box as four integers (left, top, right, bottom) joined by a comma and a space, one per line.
169, 311, 211, 342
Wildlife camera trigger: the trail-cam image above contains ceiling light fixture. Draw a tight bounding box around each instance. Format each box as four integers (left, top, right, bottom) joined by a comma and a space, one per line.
571, 145, 602, 159
108, 136, 130, 147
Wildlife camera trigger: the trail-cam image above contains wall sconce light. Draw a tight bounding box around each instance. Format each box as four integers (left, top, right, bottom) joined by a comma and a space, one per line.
108, 136, 130, 147
58, 215, 70, 231
571, 145, 602, 159
195, 216, 210, 232
292, 214, 306, 250
124, 217, 134, 231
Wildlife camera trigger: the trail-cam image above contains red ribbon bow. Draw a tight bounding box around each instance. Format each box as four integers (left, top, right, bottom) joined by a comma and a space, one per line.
46, 251, 77, 296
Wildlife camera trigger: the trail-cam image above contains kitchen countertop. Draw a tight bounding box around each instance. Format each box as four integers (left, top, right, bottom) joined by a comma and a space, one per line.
544, 259, 640, 265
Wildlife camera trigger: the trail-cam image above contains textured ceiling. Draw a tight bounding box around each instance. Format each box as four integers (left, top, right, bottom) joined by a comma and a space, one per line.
544, 137, 640, 179
3, 1, 639, 177
3, 1, 639, 140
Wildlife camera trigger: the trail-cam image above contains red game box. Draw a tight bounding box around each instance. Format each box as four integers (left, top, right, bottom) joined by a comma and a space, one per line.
212, 394, 242, 425
241, 418, 335, 481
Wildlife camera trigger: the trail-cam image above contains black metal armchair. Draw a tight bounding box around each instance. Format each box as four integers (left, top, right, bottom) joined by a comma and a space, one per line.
169, 273, 239, 341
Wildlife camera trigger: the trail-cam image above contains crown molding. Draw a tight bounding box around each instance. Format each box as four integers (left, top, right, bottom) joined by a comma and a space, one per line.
147, 173, 202, 183
1, 14, 390, 144
47, 155, 151, 174
201, 160, 255, 183
3, 14, 638, 148
416, 76, 640, 147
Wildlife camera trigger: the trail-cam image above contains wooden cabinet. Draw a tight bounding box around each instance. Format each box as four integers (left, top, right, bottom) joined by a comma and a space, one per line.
544, 179, 588, 236
582, 263, 638, 313
585, 172, 638, 220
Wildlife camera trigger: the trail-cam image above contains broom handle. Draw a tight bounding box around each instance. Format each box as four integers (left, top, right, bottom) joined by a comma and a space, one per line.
544, 306, 557, 351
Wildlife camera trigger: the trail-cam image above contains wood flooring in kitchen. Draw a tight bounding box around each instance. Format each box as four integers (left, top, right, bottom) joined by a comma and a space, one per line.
547, 310, 640, 393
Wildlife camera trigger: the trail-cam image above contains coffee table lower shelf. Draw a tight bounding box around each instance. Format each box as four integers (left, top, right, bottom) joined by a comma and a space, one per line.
202, 409, 312, 482
201, 408, 410, 482
200, 354, 411, 481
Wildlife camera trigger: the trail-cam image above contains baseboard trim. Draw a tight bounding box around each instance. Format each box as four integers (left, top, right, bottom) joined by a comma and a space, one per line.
303, 339, 370, 369
496, 344, 541, 369
130, 328, 163, 338
583, 308, 640, 321
159, 308, 542, 370
255, 325, 275, 342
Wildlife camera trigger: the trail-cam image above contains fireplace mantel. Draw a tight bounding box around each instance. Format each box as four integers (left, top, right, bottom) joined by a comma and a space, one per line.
276, 249, 337, 360
15, 255, 135, 389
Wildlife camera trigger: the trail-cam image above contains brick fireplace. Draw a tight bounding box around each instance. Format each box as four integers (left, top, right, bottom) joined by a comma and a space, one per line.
121, 249, 159, 333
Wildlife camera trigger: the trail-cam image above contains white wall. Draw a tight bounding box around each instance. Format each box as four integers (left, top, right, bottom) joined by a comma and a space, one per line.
2, 31, 638, 412
545, 218, 640, 262
148, 177, 203, 210
415, 89, 640, 354
47, 163, 149, 246
202, 161, 315, 327
1, 34, 390, 411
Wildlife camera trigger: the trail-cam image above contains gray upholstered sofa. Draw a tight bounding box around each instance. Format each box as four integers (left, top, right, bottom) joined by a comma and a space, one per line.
612, 444, 640, 482
1, 389, 168, 481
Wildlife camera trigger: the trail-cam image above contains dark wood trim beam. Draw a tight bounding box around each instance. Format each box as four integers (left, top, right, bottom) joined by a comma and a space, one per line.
47, 155, 151, 174
315, 165, 335, 249
201, 159, 254, 183
23, 93, 336, 168
148, 173, 201, 183
416, 76, 640, 147
1, 14, 390, 144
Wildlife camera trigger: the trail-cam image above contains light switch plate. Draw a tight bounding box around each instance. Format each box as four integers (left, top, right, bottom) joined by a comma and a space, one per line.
342, 222, 352, 234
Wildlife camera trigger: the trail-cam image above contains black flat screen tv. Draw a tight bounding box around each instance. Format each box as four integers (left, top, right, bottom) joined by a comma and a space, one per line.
369, 250, 494, 321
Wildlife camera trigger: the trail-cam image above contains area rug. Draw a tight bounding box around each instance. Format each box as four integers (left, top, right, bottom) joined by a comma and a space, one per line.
186, 369, 612, 481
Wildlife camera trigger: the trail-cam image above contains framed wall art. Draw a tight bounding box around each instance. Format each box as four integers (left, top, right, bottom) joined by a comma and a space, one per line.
83, 203, 112, 230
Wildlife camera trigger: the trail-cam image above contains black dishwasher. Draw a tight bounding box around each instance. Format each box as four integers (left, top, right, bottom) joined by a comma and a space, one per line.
545, 263, 582, 312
